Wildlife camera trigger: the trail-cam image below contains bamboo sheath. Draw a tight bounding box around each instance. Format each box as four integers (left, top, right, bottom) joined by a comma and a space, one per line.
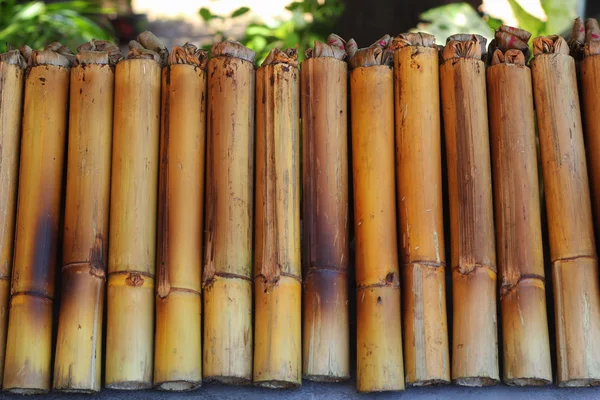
301, 51, 350, 382
0, 50, 26, 388
440, 35, 499, 386
393, 35, 450, 386
3, 48, 71, 394
105, 54, 162, 388
487, 27, 551, 386
531, 35, 600, 386
54, 43, 120, 393
203, 41, 255, 385
253, 49, 301, 388
351, 61, 404, 392
154, 44, 207, 391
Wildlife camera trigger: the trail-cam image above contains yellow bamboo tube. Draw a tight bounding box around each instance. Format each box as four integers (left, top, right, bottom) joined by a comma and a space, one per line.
531, 35, 600, 386
3, 47, 71, 394
392, 33, 449, 386
253, 48, 301, 389
487, 27, 551, 386
0, 49, 27, 388
440, 35, 499, 386
301, 45, 350, 382
350, 53, 404, 392
154, 44, 207, 391
203, 40, 255, 385
53, 42, 121, 393
105, 35, 163, 389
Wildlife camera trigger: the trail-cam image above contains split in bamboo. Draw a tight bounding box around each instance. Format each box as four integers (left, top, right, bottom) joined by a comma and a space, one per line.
392, 32, 450, 386
105, 32, 164, 390
3, 44, 72, 394
440, 34, 499, 387
350, 38, 404, 393
53, 40, 121, 393
154, 43, 208, 391
487, 26, 552, 386
0, 47, 27, 389
301, 34, 351, 382
203, 40, 255, 385
253, 47, 301, 389
532, 33, 600, 387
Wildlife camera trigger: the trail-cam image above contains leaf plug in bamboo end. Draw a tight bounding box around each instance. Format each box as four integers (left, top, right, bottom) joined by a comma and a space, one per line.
583, 18, 600, 57
489, 25, 531, 66
533, 35, 569, 57
211, 40, 256, 63
128, 31, 168, 65
390, 32, 436, 50
76, 39, 123, 65
442, 34, 487, 62
0, 47, 29, 69
29, 42, 74, 67
261, 47, 298, 67
168, 43, 208, 68
305, 33, 353, 60
349, 34, 393, 68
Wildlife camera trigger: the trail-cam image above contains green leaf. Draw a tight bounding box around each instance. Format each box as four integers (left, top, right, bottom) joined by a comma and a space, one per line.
230, 6, 250, 18
199, 7, 214, 22
484, 15, 503, 31
417, 3, 494, 43
506, 0, 543, 37
540, 0, 577, 36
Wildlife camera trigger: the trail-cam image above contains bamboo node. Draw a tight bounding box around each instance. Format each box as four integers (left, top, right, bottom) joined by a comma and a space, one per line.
442, 34, 486, 61
211, 40, 256, 63
125, 272, 145, 287
168, 43, 208, 68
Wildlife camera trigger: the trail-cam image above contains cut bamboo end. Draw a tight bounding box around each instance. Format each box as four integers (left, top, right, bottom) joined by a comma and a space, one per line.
356, 286, 404, 392
105, 273, 155, 390
253, 276, 302, 388
302, 269, 350, 381
401, 263, 449, 385
501, 278, 552, 386
2, 294, 53, 394
203, 276, 252, 385
451, 267, 499, 386
154, 291, 202, 391
553, 257, 600, 387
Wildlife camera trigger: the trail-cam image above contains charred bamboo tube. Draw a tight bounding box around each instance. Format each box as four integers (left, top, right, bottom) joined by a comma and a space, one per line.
203, 40, 255, 385
253, 48, 301, 389
3, 45, 72, 394
391, 33, 449, 386
53, 41, 121, 393
301, 35, 350, 382
105, 33, 164, 390
579, 19, 600, 241
440, 34, 499, 386
350, 42, 404, 393
154, 43, 208, 391
0, 48, 27, 389
487, 27, 552, 386
532, 34, 600, 386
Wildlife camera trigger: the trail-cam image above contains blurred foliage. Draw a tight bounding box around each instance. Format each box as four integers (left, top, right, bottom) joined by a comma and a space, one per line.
0, 0, 114, 52
199, 0, 344, 64
416, 0, 577, 46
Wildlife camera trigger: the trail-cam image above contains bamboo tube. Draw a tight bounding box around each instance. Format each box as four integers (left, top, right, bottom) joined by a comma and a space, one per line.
487, 26, 552, 386
579, 19, 600, 243
253, 48, 301, 389
532, 34, 600, 386
3, 44, 72, 394
105, 32, 164, 390
0, 47, 27, 389
440, 34, 499, 386
301, 35, 350, 382
203, 40, 255, 385
350, 41, 404, 393
391, 33, 449, 386
154, 43, 208, 391
52, 41, 121, 393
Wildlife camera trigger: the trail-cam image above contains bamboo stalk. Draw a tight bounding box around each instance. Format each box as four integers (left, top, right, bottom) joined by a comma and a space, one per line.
0, 47, 27, 389
531, 34, 600, 386
3, 44, 72, 394
53, 40, 121, 393
203, 40, 255, 385
487, 26, 552, 386
350, 41, 404, 393
253, 47, 301, 389
440, 34, 499, 387
154, 43, 208, 391
391, 33, 449, 386
105, 33, 164, 390
301, 35, 350, 382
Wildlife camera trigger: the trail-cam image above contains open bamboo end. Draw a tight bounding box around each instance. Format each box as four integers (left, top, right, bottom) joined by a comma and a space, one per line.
453, 377, 499, 387
254, 380, 301, 389
204, 376, 252, 386
559, 378, 600, 388
156, 380, 201, 391
5, 388, 50, 395
105, 381, 153, 390
55, 387, 100, 394
505, 377, 551, 386
303, 374, 350, 382
407, 378, 450, 387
